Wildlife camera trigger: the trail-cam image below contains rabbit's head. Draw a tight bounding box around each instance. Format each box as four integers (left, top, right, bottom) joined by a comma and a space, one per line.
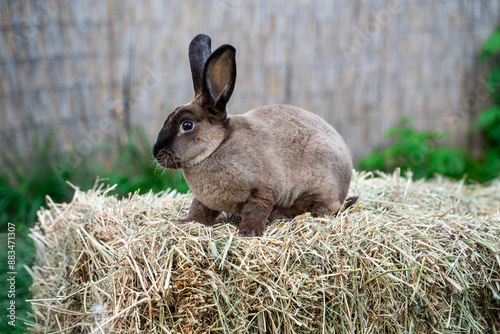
153, 34, 236, 169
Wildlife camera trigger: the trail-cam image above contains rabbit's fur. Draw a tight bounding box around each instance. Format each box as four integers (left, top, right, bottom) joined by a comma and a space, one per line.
153, 34, 356, 237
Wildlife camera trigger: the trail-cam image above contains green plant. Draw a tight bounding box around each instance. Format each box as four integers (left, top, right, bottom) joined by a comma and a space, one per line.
471, 26, 500, 182
0, 134, 80, 231
480, 26, 500, 60
359, 118, 468, 180
0, 229, 35, 333
361, 26, 500, 183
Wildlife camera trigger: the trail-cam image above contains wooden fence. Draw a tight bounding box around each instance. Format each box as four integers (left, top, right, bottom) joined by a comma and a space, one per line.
1, 0, 499, 166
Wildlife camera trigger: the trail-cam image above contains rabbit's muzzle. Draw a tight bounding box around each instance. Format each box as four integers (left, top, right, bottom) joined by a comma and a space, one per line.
153, 141, 181, 169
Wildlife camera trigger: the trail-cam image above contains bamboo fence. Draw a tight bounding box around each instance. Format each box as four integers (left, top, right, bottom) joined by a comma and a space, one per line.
0, 0, 499, 163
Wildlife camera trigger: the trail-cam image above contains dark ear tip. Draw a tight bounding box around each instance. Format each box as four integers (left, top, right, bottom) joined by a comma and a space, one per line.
211, 44, 236, 58
190, 34, 211, 48
221, 44, 236, 52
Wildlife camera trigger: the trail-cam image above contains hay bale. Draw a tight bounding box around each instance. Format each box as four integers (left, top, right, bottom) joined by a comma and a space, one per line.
28, 171, 500, 333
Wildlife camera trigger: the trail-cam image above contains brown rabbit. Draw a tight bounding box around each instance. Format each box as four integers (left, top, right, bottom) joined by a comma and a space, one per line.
153, 34, 356, 237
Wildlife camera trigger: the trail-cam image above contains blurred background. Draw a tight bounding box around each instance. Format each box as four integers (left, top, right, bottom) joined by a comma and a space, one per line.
0, 0, 499, 331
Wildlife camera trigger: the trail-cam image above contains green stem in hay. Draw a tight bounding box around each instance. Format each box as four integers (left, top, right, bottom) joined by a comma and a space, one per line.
362, 267, 417, 287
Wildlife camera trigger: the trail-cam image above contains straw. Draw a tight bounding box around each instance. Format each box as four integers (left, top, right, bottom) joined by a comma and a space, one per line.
28, 170, 500, 333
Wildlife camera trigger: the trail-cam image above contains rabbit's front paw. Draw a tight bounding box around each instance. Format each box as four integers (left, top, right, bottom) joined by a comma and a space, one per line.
177, 217, 193, 224
179, 197, 220, 226
238, 220, 266, 237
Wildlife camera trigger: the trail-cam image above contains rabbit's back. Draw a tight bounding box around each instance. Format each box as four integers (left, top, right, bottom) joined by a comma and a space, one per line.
236, 104, 352, 207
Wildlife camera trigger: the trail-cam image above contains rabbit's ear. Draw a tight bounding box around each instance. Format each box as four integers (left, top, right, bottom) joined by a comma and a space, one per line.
201, 44, 236, 114
189, 34, 212, 96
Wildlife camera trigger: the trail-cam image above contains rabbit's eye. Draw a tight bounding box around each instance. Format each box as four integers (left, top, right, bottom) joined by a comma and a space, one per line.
181, 120, 194, 132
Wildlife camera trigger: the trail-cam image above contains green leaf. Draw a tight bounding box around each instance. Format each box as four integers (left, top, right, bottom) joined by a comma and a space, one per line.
481, 26, 500, 60
486, 124, 500, 144
472, 106, 500, 131
429, 148, 466, 178
359, 150, 386, 171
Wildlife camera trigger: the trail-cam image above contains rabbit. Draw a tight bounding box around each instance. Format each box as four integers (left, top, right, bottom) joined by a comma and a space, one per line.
153, 34, 357, 237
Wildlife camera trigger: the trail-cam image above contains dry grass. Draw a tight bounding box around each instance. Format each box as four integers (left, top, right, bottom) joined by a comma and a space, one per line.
28, 170, 500, 333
